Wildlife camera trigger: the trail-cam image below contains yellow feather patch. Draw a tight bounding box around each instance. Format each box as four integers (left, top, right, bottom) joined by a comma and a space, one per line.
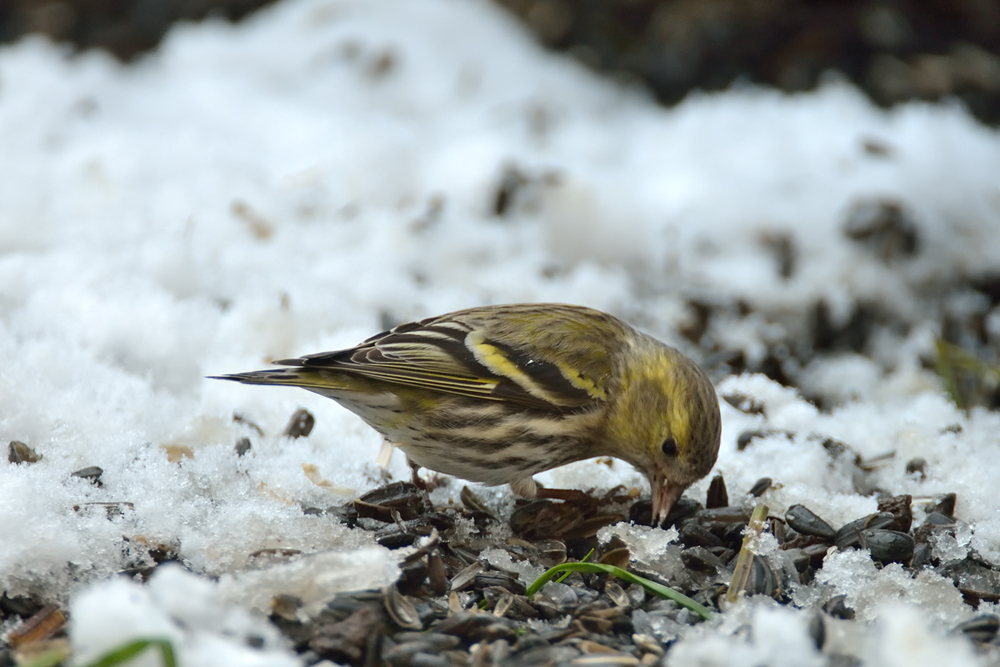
554, 360, 607, 400
465, 331, 558, 404
649, 355, 692, 449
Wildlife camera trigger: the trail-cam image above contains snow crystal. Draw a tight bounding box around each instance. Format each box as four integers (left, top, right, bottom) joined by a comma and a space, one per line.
597, 522, 679, 567
70, 564, 299, 667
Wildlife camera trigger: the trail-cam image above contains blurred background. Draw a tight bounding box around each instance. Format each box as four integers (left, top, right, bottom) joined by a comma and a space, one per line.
4, 0, 1000, 124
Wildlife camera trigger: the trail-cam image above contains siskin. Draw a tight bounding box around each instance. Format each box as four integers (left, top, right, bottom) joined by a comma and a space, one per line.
212, 303, 721, 523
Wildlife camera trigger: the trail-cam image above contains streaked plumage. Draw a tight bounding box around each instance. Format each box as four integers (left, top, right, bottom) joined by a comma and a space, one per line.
211, 303, 721, 522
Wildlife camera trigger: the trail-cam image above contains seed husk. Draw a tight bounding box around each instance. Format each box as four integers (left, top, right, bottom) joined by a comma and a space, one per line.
785, 505, 836, 540
282, 408, 315, 438
834, 512, 895, 549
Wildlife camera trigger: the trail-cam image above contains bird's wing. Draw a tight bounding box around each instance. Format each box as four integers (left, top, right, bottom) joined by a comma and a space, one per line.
278, 304, 621, 411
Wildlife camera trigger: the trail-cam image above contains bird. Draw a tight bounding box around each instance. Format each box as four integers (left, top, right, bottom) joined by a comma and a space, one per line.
211, 303, 721, 524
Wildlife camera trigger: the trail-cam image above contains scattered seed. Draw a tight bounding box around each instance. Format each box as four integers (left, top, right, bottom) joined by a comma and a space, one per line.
808, 612, 826, 650
435, 611, 517, 642
696, 506, 751, 523
843, 198, 919, 262
748, 477, 773, 497
823, 595, 855, 620
535, 539, 568, 568
803, 542, 832, 567
301, 464, 353, 494
706, 474, 728, 509
784, 548, 811, 573
905, 457, 927, 479
0, 592, 44, 619
631, 633, 663, 656
785, 505, 836, 540
232, 412, 264, 436
857, 450, 896, 471
8, 441, 41, 464
6, 604, 65, 647
745, 555, 779, 598
235, 437, 252, 456
629, 497, 702, 528
493, 164, 528, 217
952, 614, 999, 643
679, 522, 724, 549
162, 444, 194, 462
833, 512, 895, 550
248, 548, 302, 567
475, 570, 525, 596
911, 542, 934, 569
71, 466, 103, 486
605, 582, 630, 608
737, 429, 793, 451
460, 485, 496, 519
493, 595, 513, 618
876, 494, 912, 533
598, 548, 631, 570
283, 408, 315, 438
309, 605, 382, 664
270, 594, 303, 622
231, 200, 274, 239
450, 562, 483, 592
722, 392, 766, 415
355, 482, 431, 522
680, 546, 725, 574
861, 137, 894, 157
72, 502, 134, 518
860, 529, 915, 564
927, 493, 957, 518
385, 587, 423, 631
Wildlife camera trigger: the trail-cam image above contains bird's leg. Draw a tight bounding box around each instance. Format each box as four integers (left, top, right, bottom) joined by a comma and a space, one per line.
406, 456, 427, 490
508, 476, 538, 498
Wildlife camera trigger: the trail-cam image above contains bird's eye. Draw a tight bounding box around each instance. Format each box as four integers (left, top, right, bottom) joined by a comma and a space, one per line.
661, 437, 678, 457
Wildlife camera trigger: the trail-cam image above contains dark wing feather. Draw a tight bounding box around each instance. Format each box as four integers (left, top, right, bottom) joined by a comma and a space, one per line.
277, 304, 623, 411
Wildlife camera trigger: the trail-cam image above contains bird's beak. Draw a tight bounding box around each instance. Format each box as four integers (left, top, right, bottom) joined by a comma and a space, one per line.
650, 470, 684, 526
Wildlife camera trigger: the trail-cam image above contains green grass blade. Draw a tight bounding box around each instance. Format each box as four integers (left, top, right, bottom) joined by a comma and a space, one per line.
17, 638, 177, 667
554, 547, 594, 584
525, 561, 713, 620
82, 638, 177, 667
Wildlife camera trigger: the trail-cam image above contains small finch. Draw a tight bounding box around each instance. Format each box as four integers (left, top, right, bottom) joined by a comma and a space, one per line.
212, 304, 721, 523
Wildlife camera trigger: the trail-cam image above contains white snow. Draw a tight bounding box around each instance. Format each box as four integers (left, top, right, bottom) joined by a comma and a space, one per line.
1, 0, 999, 664
70, 564, 299, 667
598, 522, 679, 569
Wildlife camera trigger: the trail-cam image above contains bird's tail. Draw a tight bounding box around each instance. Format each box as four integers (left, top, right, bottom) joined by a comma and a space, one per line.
209, 367, 344, 391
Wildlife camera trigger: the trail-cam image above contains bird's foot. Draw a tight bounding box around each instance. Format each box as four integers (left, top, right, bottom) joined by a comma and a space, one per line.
406, 456, 427, 490
406, 456, 444, 492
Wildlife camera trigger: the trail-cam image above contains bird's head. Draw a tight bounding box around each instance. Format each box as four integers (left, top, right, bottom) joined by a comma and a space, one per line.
606, 337, 722, 525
